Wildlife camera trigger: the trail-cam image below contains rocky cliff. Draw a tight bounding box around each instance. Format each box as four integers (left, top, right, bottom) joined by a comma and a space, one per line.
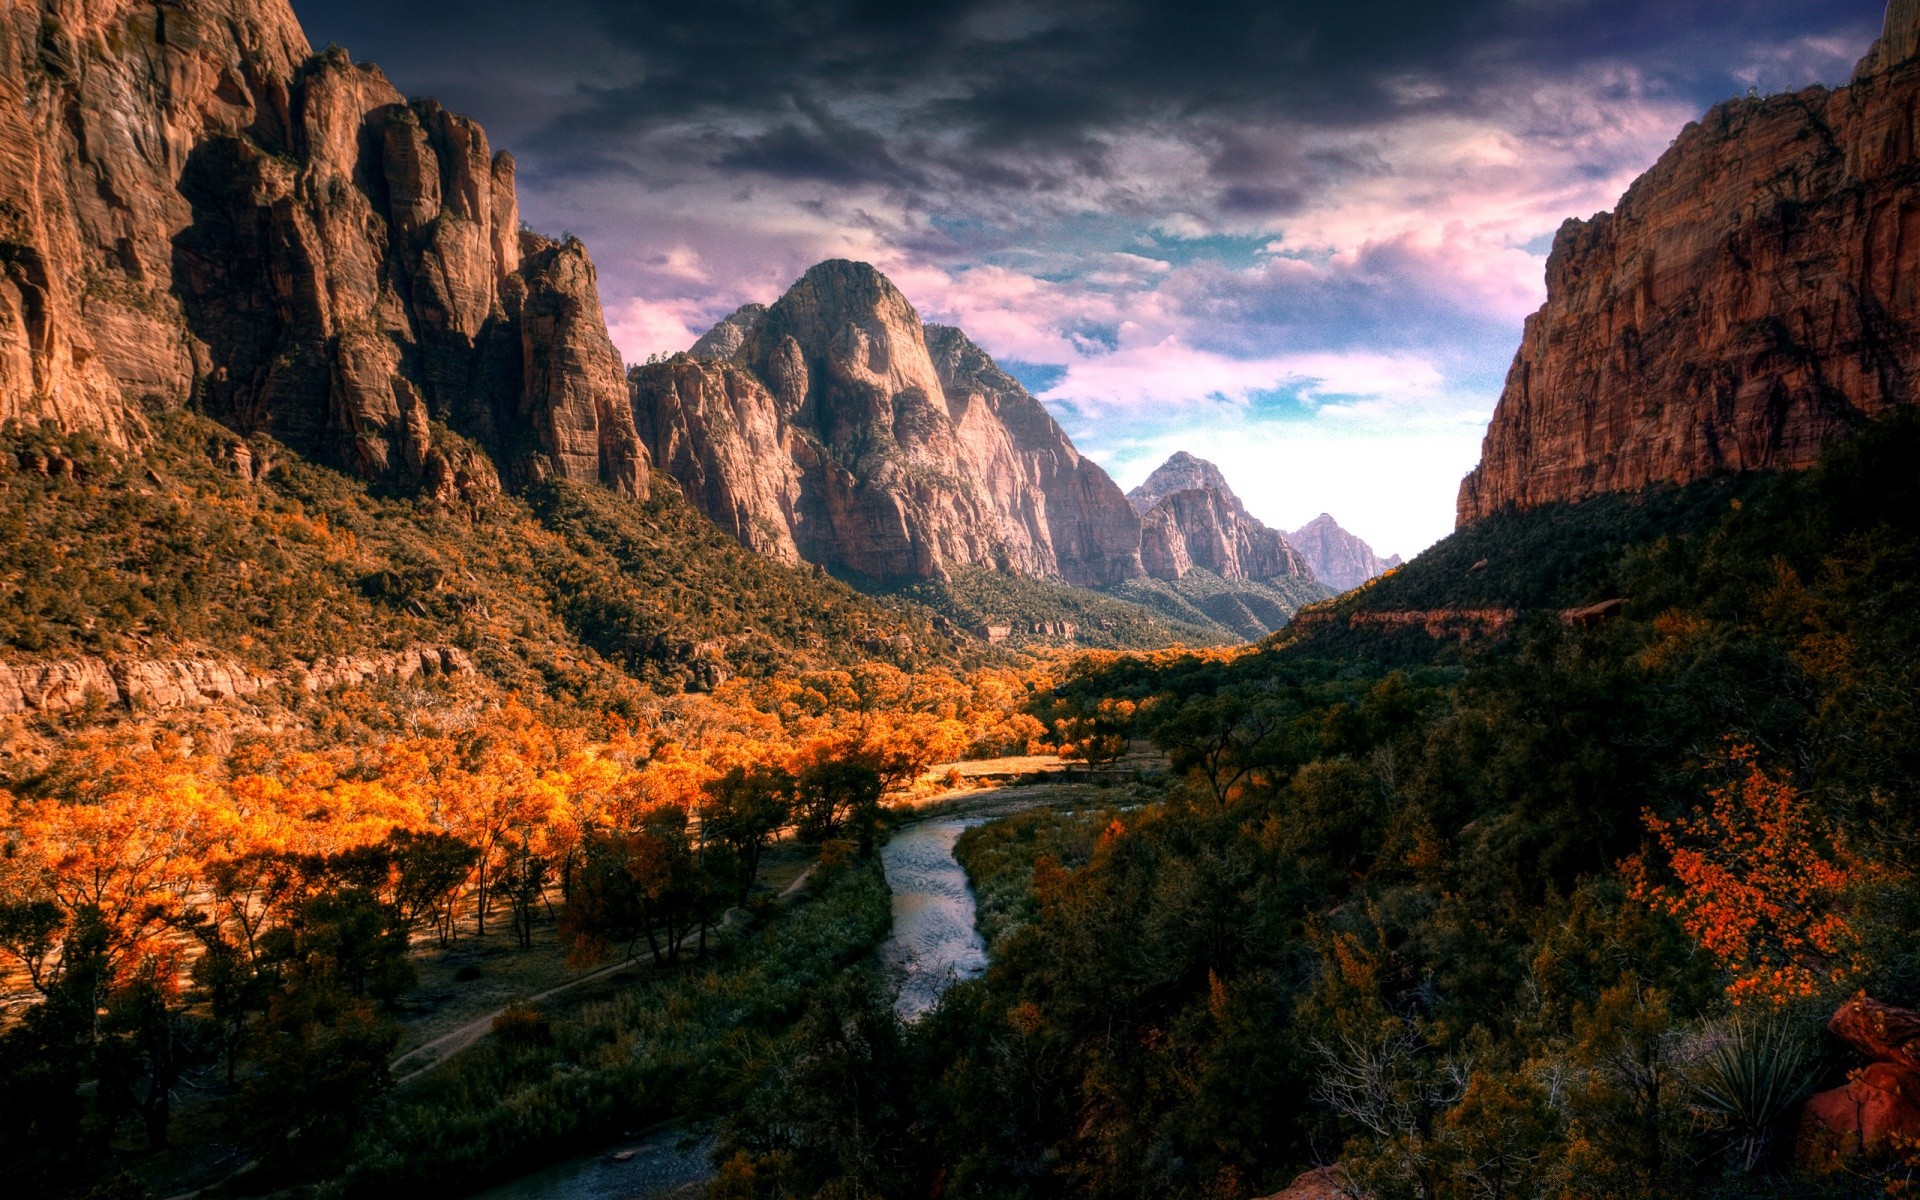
1288, 513, 1402, 592
1458, 2, 1920, 524
1127, 452, 1316, 583
632, 260, 1143, 585
0, 0, 645, 501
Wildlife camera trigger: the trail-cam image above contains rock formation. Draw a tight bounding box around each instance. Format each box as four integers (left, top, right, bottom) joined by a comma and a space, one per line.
0, 0, 645, 500
1287, 514, 1402, 592
0, 645, 473, 718
1128, 453, 1316, 583
632, 260, 1143, 584
1458, 2, 1920, 525
1800, 995, 1920, 1165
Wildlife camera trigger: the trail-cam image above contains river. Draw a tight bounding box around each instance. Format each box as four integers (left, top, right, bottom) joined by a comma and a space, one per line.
470, 800, 1021, 1198
878, 813, 994, 1021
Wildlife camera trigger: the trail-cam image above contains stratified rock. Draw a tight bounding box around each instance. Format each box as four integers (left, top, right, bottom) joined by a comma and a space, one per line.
0, 0, 645, 500
1288, 514, 1399, 592
632, 356, 804, 563
689, 304, 767, 362
0, 646, 473, 717
1130, 454, 1315, 583
632, 260, 1142, 584
1459, 2, 1920, 525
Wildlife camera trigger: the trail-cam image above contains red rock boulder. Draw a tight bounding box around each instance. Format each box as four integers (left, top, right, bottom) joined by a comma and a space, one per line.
1799, 1062, 1920, 1165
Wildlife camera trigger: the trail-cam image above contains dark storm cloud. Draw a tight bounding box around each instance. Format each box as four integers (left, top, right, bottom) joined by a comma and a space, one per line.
292, 0, 1884, 230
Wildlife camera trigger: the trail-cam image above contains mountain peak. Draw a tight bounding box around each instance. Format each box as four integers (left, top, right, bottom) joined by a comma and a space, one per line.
1127, 452, 1236, 514
1287, 514, 1399, 593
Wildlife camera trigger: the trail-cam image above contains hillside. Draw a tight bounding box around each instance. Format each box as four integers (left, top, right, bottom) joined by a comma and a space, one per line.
0, 413, 965, 738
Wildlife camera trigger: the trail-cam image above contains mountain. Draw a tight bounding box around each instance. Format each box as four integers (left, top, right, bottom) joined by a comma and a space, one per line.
1287, 514, 1402, 592
1126, 452, 1316, 584
1459, 2, 1920, 525
0, 0, 646, 503
1107, 453, 1330, 638
1125, 450, 1233, 513
631, 261, 1144, 587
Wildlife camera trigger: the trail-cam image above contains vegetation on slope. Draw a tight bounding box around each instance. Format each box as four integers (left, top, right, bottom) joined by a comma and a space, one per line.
874, 566, 1229, 649
0, 412, 964, 702
1105, 570, 1332, 641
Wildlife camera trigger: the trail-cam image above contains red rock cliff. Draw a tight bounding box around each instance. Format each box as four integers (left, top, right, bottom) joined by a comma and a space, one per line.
0, 0, 645, 499
1458, 3, 1920, 525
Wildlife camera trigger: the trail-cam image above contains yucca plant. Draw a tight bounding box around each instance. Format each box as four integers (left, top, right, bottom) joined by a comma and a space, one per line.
1688, 1018, 1818, 1173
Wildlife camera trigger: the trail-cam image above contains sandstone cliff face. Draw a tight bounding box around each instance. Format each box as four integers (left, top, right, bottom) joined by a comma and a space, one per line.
1288, 513, 1401, 592
1128, 453, 1315, 583
0, 0, 645, 500
1459, 4, 1920, 524
632, 260, 1143, 584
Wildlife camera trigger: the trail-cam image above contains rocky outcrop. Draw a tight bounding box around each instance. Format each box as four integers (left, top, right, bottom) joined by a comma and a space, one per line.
1129, 453, 1316, 583
1458, 3, 1920, 525
0, 646, 472, 717
0, 0, 645, 500
632, 260, 1143, 584
1288, 514, 1401, 592
1800, 996, 1920, 1165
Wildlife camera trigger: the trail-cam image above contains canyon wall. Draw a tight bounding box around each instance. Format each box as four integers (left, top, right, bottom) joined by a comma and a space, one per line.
1459, 4, 1920, 524
0, 0, 645, 500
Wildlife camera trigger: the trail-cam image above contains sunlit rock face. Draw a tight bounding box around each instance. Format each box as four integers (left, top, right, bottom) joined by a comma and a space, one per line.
1127, 453, 1316, 584
0, 0, 645, 499
1459, 4, 1920, 525
1287, 514, 1401, 593
632, 260, 1145, 584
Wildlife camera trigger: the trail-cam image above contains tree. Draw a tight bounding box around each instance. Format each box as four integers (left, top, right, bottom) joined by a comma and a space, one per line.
703, 766, 796, 904
1627, 742, 1868, 1005
795, 762, 883, 852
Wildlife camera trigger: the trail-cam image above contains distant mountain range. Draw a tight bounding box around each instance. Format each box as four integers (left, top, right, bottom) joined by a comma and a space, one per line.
633, 265, 1352, 640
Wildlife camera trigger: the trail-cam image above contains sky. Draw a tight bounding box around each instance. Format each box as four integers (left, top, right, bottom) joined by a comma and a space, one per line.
292, 0, 1888, 559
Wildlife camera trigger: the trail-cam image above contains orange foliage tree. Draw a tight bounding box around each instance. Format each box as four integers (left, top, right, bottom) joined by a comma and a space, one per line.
1626, 742, 1869, 1006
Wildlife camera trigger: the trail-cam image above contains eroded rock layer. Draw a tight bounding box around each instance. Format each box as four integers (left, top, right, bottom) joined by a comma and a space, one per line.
1458, 6, 1920, 524
0, 0, 645, 499
632, 261, 1143, 584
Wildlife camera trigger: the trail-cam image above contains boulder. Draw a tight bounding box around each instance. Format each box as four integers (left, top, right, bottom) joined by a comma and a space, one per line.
1799, 996, 1920, 1167
1799, 1062, 1920, 1164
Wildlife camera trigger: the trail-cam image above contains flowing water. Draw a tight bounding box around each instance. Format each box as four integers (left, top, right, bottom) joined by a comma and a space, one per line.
879, 815, 993, 1021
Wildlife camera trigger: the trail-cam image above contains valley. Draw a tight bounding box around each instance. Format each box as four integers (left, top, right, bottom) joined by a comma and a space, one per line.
1, 1, 1919, 1200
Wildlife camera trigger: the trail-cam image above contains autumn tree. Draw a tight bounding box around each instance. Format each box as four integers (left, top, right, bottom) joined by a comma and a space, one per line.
1627, 742, 1869, 1006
